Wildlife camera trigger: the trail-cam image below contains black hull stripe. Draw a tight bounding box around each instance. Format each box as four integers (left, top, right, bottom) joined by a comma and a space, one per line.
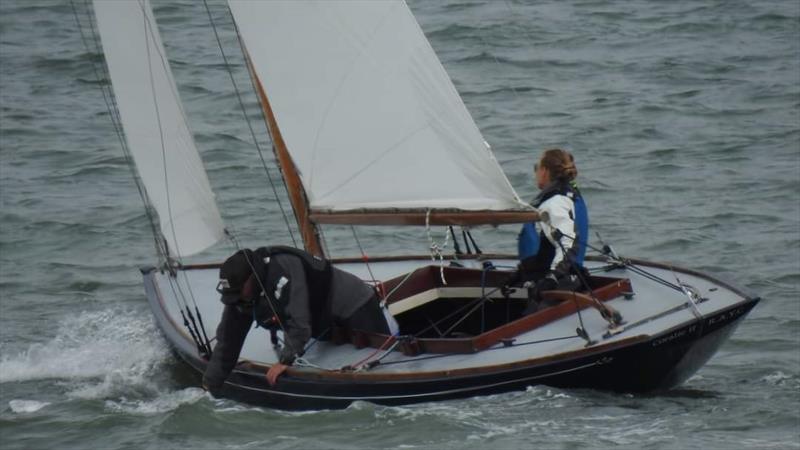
223, 359, 603, 401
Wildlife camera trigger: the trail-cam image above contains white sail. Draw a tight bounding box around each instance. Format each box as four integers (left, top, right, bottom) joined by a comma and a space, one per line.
228, 0, 531, 214
94, 0, 225, 256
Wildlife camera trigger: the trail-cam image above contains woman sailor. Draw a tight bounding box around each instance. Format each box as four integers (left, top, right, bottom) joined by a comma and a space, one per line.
516, 148, 589, 309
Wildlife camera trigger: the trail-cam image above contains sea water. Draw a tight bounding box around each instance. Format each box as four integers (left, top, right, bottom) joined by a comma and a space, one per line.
1, 1, 798, 449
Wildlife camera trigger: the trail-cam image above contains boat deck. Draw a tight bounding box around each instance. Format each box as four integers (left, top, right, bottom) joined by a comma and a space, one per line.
146, 255, 756, 375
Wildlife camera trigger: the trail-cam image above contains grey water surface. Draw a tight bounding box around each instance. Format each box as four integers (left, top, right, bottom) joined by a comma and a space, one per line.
1, 1, 798, 449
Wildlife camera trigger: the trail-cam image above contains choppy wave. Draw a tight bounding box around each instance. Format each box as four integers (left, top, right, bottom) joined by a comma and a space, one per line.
8, 399, 50, 414
101, 388, 207, 415
0, 308, 170, 385
0, 0, 798, 448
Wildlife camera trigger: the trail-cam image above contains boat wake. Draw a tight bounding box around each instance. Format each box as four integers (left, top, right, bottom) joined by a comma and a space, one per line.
0, 307, 170, 392
102, 387, 207, 415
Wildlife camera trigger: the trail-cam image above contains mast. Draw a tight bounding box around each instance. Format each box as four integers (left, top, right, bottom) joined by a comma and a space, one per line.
243, 49, 324, 257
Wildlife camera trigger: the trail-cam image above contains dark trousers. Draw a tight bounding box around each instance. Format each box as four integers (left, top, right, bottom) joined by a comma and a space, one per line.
340, 296, 390, 335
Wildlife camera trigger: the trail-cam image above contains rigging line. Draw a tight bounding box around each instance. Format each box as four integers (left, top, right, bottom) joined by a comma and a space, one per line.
449, 226, 463, 255
224, 230, 292, 341
166, 274, 211, 356
80, 0, 125, 131
551, 229, 616, 325
364, 339, 402, 368
132, 1, 222, 228
377, 334, 580, 368
178, 271, 213, 350
465, 229, 483, 254
220, 5, 299, 248
317, 224, 332, 259
461, 228, 473, 254
670, 266, 703, 319
440, 287, 499, 338
350, 226, 380, 299
344, 335, 398, 371
139, 0, 181, 265
79, 1, 124, 146
424, 314, 446, 338
624, 264, 683, 292
137, 0, 224, 259
71, 0, 166, 260
569, 290, 591, 344
383, 268, 416, 303
413, 284, 506, 338
572, 230, 685, 293
79, 0, 209, 354
138, 1, 213, 350
161, 257, 205, 349
77, 0, 203, 350
223, 231, 298, 356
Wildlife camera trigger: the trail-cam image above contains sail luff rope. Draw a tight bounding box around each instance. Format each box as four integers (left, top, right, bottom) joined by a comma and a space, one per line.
71, 0, 168, 262
136, 0, 224, 240
82, 0, 212, 356
138, 0, 182, 264
204, 1, 299, 248
137, 0, 216, 354
74, 0, 200, 354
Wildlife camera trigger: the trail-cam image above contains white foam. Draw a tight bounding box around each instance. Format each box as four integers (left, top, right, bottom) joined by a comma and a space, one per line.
762, 371, 794, 386
0, 308, 171, 389
103, 388, 205, 415
8, 399, 50, 413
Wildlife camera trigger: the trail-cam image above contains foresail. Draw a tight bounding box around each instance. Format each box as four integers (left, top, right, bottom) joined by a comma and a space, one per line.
94, 0, 225, 256
228, 1, 532, 219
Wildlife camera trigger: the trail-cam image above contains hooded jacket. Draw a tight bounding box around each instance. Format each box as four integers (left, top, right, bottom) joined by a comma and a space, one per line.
202, 248, 379, 391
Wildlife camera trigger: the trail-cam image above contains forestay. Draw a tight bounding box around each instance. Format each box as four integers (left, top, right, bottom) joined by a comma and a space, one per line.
228, 0, 531, 214
94, 0, 225, 257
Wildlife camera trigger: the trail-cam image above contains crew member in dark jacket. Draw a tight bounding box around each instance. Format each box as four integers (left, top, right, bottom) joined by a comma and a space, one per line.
203, 246, 397, 392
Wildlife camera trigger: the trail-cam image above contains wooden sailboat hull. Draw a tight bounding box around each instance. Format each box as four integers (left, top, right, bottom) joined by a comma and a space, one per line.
141, 257, 758, 410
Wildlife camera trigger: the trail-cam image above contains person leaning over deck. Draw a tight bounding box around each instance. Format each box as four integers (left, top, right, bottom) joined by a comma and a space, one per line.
515, 148, 590, 311
202, 246, 398, 393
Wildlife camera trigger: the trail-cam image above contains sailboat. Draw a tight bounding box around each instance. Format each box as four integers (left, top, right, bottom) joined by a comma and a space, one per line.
86, 0, 760, 410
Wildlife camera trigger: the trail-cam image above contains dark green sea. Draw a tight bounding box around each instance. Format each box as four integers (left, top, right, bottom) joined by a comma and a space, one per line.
1, 1, 798, 449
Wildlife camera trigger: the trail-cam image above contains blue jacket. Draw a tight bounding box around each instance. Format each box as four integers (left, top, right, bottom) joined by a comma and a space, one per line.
518, 181, 588, 278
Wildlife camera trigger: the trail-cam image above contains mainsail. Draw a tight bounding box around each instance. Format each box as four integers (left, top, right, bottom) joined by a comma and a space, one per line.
228, 1, 533, 223
94, 0, 225, 257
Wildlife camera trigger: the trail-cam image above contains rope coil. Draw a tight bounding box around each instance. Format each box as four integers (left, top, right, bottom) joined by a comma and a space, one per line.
425, 210, 449, 286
